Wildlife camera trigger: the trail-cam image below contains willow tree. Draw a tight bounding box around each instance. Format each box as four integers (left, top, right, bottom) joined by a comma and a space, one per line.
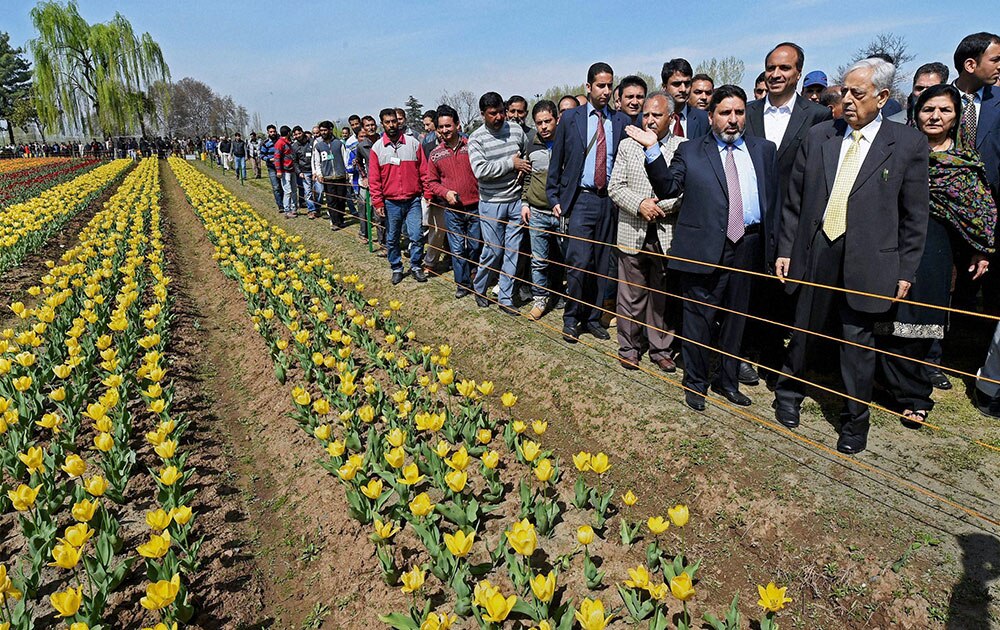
29, 1, 170, 136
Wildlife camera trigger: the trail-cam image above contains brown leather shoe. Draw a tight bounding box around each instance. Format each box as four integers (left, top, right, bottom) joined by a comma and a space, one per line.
653, 356, 676, 373
527, 304, 545, 321
619, 357, 639, 370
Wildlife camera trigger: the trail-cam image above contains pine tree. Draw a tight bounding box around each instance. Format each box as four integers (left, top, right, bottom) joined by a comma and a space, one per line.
0, 32, 33, 144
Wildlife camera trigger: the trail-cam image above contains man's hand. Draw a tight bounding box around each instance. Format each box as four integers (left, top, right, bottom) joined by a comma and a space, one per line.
552, 204, 561, 219
374, 205, 385, 218
513, 155, 533, 174
360, 177, 368, 189
775, 257, 791, 282
445, 190, 460, 205
315, 175, 325, 184
970, 253, 990, 280
520, 205, 531, 223
895, 280, 911, 300
638, 197, 663, 222
625, 125, 658, 148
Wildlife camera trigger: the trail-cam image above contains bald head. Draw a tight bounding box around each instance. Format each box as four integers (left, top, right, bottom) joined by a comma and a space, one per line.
642, 92, 675, 140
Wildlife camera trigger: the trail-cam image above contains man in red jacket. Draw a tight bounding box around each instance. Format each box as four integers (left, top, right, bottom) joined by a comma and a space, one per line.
273, 125, 298, 218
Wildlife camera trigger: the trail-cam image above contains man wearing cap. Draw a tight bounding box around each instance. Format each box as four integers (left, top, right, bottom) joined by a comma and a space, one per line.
802, 70, 827, 103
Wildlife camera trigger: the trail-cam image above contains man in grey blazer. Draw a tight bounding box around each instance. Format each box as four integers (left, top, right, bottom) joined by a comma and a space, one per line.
609, 93, 686, 372
773, 58, 930, 455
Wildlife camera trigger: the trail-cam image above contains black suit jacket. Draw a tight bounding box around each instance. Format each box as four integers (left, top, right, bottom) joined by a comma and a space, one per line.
778, 119, 930, 313
646, 133, 779, 274
745, 95, 833, 269
679, 104, 710, 139
975, 84, 1000, 201
546, 104, 632, 217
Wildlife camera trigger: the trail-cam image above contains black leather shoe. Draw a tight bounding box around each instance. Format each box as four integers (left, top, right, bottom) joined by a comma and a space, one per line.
738, 361, 759, 385
499, 304, 519, 317
584, 322, 611, 340
455, 286, 470, 299
413, 268, 428, 283
926, 368, 952, 390
772, 400, 800, 428
391, 271, 404, 285
836, 434, 867, 455
685, 391, 706, 411
973, 388, 1000, 418
711, 385, 752, 406
562, 325, 579, 344
475, 296, 490, 308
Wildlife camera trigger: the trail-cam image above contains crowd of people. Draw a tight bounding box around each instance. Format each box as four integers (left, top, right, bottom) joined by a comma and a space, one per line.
240, 32, 1000, 455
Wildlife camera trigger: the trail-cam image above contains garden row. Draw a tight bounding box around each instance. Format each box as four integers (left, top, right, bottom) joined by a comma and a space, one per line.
0, 158, 198, 629
0, 159, 103, 209
0, 158, 74, 176
168, 157, 791, 630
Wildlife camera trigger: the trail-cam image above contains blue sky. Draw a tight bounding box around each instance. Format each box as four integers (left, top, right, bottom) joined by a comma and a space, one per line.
4, 0, 989, 129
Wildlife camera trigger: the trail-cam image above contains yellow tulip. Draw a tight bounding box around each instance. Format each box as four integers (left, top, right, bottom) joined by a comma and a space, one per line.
433, 440, 451, 458
8, 484, 40, 511
361, 479, 384, 499
337, 460, 360, 481
154, 439, 177, 459
140, 574, 181, 610
500, 392, 517, 407
590, 452, 610, 474
358, 405, 375, 423
420, 611, 456, 630
397, 463, 425, 486
387, 428, 407, 448
146, 509, 172, 531
84, 476, 108, 497
573, 451, 592, 471
445, 446, 469, 471
575, 597, 613, 630
476, 381, 495, 396
49, 543, 81, 569
480, 450, 500, 470
137, 532, 171, 559
443, 530, 475, 557
37, 412, 63, 433
647, 582, 670, 601
670, 573, 696, 601
62, 523, 94, 548
313, 424, 332, 441
50, 585, 83, 617
647, 516, 670, 535
385, 446, 405, 468
373, 519, 400, 540
511, 420, 527, 434
757, 581, 792, 612
12, 376, 32, 392
624, 565, 651, 589
577, 525, 595, 546
170, 505, 193, 525
0, 564, 22, 601
400, 565, 426, 594
475, 428, 492, 445
531, 420, 547, 435
478, 587, 516, 623
408, 492, 436, 517
61, 454, 86, 478
534, 458, 555, 483
505, 518, 537, 556
622, 490, 638, 506
445, 470, 467, 493
158, 465, 181, 486
437, 368, 454, 386
72, 499, 99, 522
521, 440, 541, 462
530, 571, 556, 603
456, 379, 476, 398
326, 440, 346, 457
93, 432, 114, 452
668, 504, 690, 527
18, 446, 45, 474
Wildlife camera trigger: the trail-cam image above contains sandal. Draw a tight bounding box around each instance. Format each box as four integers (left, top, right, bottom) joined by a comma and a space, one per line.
901, 409, 928, 430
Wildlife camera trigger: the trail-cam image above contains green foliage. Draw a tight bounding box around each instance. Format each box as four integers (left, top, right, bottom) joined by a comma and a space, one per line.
0, 31, 33, 143
695, 57, 746, 86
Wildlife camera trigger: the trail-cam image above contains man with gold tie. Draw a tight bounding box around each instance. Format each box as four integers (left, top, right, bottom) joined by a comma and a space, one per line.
772, 57, 930, 455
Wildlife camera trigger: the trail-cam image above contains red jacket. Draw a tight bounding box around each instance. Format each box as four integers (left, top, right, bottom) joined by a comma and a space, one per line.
273, 136, 295, 175
423, 137, 480, 207
368, 133, 423, 208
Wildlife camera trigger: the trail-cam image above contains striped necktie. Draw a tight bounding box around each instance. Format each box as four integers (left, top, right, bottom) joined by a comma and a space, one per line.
961, 92, 978, 148
823, 130, 863, 241
724, 145, 745, 242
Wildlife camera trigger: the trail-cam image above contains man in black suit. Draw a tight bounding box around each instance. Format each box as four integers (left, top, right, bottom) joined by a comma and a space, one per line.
629, 85, 778, 411
661, 59, 710, 139
743, 42, 833, 384
547, 62, 634, 342
773, 57, 930, 455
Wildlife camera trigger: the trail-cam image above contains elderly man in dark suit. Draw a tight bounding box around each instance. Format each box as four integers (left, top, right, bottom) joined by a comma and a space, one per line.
629, 85, 779, 411
773, 57, 930, 455
742, 42, 833, 384
547, 62, 634, 343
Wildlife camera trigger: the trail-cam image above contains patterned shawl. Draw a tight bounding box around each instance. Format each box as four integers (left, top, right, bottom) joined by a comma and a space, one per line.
928, 147, 997, 254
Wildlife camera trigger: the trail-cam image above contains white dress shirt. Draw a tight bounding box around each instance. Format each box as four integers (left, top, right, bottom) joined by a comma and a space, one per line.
762, 94, 796, 145
715, 134, 761, 225
677, 104, 690, 136
837, 113, 883, 171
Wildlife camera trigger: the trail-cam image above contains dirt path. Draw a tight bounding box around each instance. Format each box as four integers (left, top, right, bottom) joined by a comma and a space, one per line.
160, 161, 409, 629
190, 162, 1000, 628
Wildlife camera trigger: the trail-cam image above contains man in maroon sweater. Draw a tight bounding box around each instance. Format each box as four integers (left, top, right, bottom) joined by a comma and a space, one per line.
423, 105, 482, 298
273, 125, 298, 218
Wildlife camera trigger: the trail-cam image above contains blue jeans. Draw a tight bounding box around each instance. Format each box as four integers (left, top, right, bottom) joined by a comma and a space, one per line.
385, 197, 423, 272
298, 173, 316, 212
233, 156, 246, 180
267, 167, 283, 210
281, 172, 297, 214
473, 200, 523, 306
445, 206, 482, 288
528, 208, 564, 299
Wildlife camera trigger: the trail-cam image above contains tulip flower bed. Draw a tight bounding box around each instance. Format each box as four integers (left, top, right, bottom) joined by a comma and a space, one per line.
0, 159, 131, 276
0, 158, 198, 629
0, 158, 70, 176
168, 157, 793, 630
0, 159, 102, 209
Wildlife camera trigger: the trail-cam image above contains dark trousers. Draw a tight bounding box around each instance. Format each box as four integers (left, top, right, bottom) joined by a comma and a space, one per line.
680, 231, 759, 394
877, 335, 935, 412
564, 190, 615, 328
321, 179, 349, 227
774, 233, 880, 439
745, 275, 795, 372
617, 233, 675, 363
444, 205, 482, 288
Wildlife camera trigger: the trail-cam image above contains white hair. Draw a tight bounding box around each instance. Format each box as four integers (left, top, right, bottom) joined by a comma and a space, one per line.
843, 57, 896, 92
644, 90, 675, 116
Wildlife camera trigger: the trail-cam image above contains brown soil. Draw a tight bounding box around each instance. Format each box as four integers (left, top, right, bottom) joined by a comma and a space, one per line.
189, 162, 1000, 629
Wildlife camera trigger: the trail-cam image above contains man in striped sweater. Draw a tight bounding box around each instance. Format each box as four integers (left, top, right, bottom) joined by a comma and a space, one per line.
468, 92, 531, 314
370, 108, 427, 285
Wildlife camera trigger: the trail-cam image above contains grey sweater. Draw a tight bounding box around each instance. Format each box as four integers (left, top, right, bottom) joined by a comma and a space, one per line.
468, 122, 526, 203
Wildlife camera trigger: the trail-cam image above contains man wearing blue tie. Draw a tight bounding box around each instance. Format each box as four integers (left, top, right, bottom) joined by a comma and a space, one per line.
547, 62, 634, 342
629, 85, 779, 411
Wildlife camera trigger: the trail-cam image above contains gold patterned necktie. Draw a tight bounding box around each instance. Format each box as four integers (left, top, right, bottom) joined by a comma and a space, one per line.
961, 92, 977, 148
823, 130, 863, 241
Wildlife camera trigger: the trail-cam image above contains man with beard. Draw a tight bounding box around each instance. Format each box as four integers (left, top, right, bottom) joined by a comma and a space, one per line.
312, 120, 349, 229
261, 125, 284, 211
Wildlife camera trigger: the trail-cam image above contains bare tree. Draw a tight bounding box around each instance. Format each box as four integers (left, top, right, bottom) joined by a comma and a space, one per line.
837, 32, 915, 97
439, 89, 481, 131
695, 56, 745, 85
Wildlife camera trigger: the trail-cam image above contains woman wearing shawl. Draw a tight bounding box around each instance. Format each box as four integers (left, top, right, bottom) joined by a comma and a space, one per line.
877, 84, 996, 427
